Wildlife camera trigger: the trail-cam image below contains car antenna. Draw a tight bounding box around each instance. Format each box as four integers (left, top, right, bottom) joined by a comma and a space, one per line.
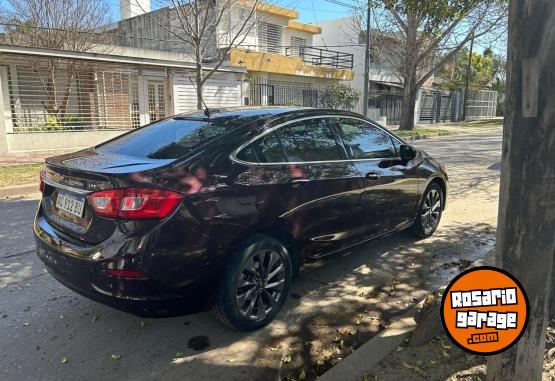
188, 77, 211, 118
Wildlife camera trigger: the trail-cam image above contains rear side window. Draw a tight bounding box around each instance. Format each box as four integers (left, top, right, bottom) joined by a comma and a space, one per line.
278, 118, 344, 162
336, 118, 397, 159
241, 133, 286, 163
97, 118, 239, 159
238, 118, 345, 163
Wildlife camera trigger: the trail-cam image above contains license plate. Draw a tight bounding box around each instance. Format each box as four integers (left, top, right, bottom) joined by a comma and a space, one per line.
56, 192, 85, 218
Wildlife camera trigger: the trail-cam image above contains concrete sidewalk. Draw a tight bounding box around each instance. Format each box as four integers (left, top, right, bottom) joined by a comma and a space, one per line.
0, 152, 65, 166
318, 250, 496, 381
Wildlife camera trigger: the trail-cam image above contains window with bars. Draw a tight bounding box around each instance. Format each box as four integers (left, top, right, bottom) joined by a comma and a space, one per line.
290, 37, 306, 57
258, 22, 283, 54
5, 58, 142, 132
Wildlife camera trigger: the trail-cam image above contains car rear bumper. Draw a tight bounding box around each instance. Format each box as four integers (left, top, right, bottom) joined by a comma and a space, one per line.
34, 215, 211, 317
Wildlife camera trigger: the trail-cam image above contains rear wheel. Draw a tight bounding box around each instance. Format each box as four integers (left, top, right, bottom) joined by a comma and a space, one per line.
214, 234, 292, 331
410, 182, 444, 238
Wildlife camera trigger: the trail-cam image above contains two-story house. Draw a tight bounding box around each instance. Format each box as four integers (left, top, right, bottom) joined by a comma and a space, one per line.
314, 16, 437, 124
0, 1, 356, 154
225, 3, 354, 107
313, 17, 404, 118
114, 1, 354, 108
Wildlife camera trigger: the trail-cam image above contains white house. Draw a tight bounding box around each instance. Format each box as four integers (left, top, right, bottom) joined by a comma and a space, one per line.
114, 1, 355, 107
0, 44, 245, 154
313, 16, 405, 118
0, 1, 358, 154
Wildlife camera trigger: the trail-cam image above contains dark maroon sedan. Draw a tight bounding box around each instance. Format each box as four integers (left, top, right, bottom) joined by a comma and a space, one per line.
35, 107, 447, 331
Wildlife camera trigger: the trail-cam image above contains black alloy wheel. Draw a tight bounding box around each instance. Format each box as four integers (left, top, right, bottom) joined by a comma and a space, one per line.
214, 234, 292, 331
410, 182, 444, 238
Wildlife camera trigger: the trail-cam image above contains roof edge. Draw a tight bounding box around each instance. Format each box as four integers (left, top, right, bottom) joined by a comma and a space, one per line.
0, 44, 245, 74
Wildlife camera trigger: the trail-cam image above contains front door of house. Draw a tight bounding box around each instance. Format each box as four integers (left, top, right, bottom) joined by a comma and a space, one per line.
147, 81, 166, 123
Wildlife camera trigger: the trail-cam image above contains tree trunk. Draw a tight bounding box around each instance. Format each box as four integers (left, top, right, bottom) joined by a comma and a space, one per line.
486, 1, 555, 380
196, 63, 204, 111
59, 62, 77, 118
399, 84, 417, 130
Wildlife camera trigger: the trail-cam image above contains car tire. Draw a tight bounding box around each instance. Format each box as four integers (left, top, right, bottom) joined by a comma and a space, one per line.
214, 234, 292, 331
409, 182, 444, 238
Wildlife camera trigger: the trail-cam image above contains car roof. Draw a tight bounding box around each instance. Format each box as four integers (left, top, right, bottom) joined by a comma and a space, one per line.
174, 107, 367, 126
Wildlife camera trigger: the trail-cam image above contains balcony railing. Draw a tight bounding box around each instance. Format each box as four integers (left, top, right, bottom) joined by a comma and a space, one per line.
252, 44, 354, 70
286, 46, 353, 70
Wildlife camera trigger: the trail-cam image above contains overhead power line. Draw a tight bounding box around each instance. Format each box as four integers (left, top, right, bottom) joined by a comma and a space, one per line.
322, 0, 357, 9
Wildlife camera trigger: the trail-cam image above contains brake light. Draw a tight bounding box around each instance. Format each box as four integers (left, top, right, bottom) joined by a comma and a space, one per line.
87, 188, 182, 220
39, 168, 46, 193
106, 269, 148, 279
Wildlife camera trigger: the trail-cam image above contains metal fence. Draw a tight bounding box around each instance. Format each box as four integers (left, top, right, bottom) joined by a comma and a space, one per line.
464, 90, 498, 119
248, 81, 497, 125
289, 46, 354, 70
367, 88, 496, 124
419, 90, 463, 124
3, 56, 145, 133
249, 79, 324, 108
368, 90, 404, 124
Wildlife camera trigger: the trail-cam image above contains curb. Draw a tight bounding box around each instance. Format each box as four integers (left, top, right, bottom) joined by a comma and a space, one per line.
0, 184, 39, 198
403, 132, 458, 141
318, 253, 494, 381
318, 301, 423, 381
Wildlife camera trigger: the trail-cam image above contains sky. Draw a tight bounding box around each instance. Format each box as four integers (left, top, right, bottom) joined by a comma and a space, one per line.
108, 0, 355, 24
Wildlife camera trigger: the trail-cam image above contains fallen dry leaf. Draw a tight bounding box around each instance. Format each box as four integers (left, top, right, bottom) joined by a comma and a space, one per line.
282, 353, 292, 363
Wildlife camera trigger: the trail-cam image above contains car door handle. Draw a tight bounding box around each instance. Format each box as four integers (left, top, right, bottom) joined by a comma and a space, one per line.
365, 172, 380, 181
290, 178, 310, 188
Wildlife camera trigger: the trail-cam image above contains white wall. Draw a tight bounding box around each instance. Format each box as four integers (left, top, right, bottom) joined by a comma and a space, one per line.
6, 130, 129, 153
0, 66, 11, 154
172, 73, 242, 112
283, 28, 314, 48
219, 6, 258, 49
314, 16, 402, 114
314, 17, 365, 113
120, 0, 150, 20
225, 6, 316, 52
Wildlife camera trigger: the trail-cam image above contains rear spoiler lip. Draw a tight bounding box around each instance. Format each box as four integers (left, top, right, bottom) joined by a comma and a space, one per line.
42, 174, 93, 195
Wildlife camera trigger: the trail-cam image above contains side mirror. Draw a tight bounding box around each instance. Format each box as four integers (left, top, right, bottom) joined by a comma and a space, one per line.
400, 144, 417, 160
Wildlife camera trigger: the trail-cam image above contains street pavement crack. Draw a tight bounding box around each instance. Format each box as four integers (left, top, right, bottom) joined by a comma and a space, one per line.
1, 249, 35, 259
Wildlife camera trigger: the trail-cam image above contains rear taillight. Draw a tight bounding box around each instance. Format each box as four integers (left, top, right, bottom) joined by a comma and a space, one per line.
105, 269, 148, 279
39, 168, 46, 193
87, 188, 182, 220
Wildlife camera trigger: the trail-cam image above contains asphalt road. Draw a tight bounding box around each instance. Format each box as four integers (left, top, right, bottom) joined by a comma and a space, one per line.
0, 129, 503, 381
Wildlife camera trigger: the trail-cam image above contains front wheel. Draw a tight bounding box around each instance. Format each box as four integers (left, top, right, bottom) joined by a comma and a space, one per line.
214, 234, 292, 331
409, 182, 444, 238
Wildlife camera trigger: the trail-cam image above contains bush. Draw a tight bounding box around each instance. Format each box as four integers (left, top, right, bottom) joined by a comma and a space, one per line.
319, 84, 361, 111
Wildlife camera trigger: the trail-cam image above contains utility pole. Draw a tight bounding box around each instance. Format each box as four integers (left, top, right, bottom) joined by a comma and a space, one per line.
486, 0, 555, 379
462, 33, 475, 120
362, 3, 371, 117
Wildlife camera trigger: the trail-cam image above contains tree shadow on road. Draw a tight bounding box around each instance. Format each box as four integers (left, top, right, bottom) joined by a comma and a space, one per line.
0, 195, 496, 381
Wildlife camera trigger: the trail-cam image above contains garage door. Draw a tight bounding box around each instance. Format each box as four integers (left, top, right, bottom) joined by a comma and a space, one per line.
172, 74, 242, 113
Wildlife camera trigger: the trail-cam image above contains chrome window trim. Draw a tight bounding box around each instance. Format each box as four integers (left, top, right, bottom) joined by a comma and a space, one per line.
42, 177, 92, 195
229, 114, 404, 166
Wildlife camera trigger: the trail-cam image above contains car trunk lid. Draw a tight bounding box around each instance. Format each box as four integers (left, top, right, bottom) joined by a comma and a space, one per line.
41, 149, 174, 244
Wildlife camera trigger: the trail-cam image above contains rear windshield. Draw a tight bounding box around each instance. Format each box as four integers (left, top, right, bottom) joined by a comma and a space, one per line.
96, 118, 240, 159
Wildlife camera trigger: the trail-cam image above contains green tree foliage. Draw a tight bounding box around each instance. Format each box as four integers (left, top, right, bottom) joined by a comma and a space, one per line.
319, 84, 361, 110
438, 49, 496, 90
380, 0, 486, 33
356, 0, 507, 129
